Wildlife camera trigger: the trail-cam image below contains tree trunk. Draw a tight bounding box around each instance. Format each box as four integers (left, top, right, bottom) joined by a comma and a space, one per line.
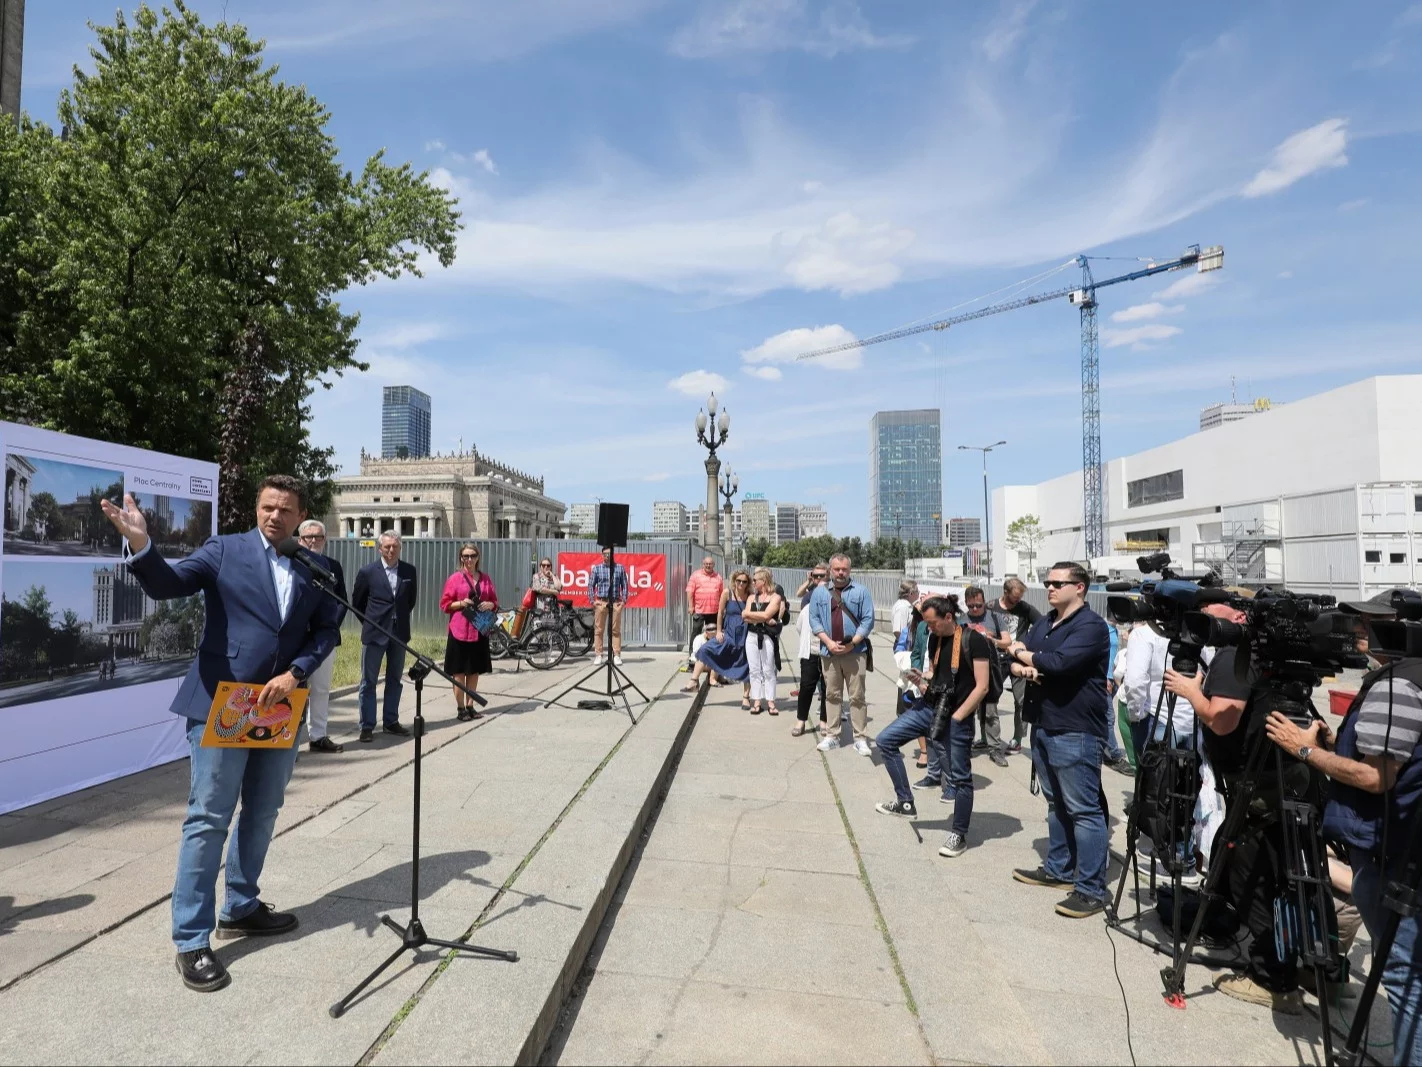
216, 323, 271, 533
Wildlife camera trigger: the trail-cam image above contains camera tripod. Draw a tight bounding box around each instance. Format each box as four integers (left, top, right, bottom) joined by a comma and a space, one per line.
1162, 681, 1344, 1065
1106, 686, 1213, 971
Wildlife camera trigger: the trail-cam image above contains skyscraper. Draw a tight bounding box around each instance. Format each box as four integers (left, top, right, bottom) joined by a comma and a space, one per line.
870, 410, 943, 545
946, 517, 981, 550
775, 504, 800, 546
381, 386, 432, 459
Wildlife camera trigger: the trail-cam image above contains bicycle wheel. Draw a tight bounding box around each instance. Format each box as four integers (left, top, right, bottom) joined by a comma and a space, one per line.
561, 614, 594, 657
525, 627, 567, 670
484, 627, 512, 660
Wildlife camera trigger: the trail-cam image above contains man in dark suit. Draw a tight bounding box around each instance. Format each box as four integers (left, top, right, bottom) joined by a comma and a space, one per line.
296, 519, 347, 753
100, 474, 342, 994
350, 531, 417, 742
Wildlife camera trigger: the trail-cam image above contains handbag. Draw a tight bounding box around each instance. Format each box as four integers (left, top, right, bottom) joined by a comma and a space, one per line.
928, 628, 965, 743
461, 573, 496, 635
832, 587, 875, 673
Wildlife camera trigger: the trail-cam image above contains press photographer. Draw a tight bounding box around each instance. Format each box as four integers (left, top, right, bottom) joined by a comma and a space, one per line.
1271, 598, 1422, 1065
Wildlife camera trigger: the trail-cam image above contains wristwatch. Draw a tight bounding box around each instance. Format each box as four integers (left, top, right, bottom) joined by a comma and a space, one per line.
290, 664, 309, 684
1297, 745, 1313, 763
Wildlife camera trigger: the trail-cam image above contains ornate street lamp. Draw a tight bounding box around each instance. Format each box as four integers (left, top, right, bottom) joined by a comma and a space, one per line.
695, 392, 730, 550
719, 466, 739, 560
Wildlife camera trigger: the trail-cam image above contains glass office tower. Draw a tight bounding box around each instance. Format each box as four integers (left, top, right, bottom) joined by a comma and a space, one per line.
381, 385, 432, 459
870, 410, 943, 545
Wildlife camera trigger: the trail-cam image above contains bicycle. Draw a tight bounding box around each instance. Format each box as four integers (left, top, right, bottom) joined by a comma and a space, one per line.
483, 610, 568, 669
550, 597, 595, 657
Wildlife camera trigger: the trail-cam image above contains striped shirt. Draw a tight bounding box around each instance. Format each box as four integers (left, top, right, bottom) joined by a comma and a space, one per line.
1355, 678, 1422, 762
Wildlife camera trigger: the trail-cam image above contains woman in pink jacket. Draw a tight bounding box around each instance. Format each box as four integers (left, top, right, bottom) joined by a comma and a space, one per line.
440, 543, 499, 721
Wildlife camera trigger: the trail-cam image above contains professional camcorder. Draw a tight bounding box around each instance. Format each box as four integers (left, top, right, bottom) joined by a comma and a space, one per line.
1105, 553, 1217, 675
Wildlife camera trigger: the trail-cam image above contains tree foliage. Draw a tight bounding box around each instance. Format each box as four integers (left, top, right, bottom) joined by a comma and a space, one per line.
743, 535, 931, 571
1006, 514, 1045, 577
0, 2, 461, 530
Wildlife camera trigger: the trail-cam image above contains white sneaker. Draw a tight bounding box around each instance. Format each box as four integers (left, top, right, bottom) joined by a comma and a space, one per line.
593, 655, 604, 666
613, 655, 623, 666
854, 738, 872, 757
816, 735, 840, 752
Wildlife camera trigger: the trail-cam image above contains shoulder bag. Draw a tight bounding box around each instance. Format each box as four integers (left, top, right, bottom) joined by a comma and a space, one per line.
832, 586, 875, 673
928, 627, 967, 742
462, 573, 496, 635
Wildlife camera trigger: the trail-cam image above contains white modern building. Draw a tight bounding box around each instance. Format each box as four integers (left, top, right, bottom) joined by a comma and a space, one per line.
567, 503, 599, 535
798, 504, 829, 538
992, 376, 1422, 597
651, 500, 688, 535
741, 496, 771, 542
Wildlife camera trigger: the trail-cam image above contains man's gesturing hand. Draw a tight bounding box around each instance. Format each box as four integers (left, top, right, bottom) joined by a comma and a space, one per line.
99, 493, 150, 554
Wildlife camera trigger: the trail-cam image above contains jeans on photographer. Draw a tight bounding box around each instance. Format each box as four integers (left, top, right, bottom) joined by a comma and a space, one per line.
1031, 728, 1109, 901
877, 702, 973, 835
1352, 851, 1422, 1065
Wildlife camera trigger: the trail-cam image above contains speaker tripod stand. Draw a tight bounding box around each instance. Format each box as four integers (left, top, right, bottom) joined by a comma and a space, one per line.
544, 543, 645, 723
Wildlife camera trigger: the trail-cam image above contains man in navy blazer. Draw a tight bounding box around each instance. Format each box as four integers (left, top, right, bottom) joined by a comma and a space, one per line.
101, 475, 341, 994
350, 531, 418, 742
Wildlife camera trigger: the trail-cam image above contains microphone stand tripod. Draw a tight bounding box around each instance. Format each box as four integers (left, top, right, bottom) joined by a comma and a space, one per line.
286, 559, 518, 1019
544, 544, 644, 724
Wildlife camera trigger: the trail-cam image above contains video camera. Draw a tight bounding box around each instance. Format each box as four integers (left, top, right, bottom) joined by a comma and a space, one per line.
1106, 552, 1216, 675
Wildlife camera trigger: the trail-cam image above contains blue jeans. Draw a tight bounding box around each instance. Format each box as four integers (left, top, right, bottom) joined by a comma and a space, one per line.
172, 717, 303, 951
1352, 852, 1422, 1066
1103, 696, 1125, 762
875, 702, 973, 835
1032, 728, 1109, 901
359, 641, 406, 729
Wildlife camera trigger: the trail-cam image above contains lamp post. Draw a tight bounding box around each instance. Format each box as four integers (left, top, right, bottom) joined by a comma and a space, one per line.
695, 392, 730, 550
958, 440, 1006, 580
719, 466, 739, 561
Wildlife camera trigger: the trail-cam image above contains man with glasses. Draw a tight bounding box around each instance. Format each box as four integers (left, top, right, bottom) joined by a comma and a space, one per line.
297, 520, 347, 754
962, 585, 1010, 769
993, 578, 1042, 755
1007, 561, 1114, 919
808, 553, 876, 755
685, 556, 724, 670
590, 546, 628, 667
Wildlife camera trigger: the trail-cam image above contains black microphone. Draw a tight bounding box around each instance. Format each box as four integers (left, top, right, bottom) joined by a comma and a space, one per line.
277, 536, 335, 583
1194, 586, 1234, 605
1103, 581, 1134, 592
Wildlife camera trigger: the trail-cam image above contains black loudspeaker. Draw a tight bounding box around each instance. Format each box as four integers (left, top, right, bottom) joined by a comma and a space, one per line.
596, 503, 629, 548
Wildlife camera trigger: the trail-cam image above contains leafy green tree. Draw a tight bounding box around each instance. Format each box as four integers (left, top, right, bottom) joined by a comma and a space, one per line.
743, 538, 770, 566
1006, 514, 1045, 578
0, 3, 460, 530
25, 490, 64, 540
49, 609, 85, 669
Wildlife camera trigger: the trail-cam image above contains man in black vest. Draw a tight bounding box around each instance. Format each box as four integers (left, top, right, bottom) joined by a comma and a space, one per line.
351, 531, 418, 743
1271, 611, 1422, 1061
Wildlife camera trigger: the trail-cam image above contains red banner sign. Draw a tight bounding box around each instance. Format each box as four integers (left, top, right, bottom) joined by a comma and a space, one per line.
557, 553, 667, 609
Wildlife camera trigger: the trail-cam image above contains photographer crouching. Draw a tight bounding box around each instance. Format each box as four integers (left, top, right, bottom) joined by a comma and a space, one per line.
1270, 605, 1422, 1063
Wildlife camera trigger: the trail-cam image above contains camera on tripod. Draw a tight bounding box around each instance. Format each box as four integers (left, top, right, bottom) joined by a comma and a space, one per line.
1106, 552, 1216, 676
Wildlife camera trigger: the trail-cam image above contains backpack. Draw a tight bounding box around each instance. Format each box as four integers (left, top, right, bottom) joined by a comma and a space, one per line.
966, 613, 1007, 704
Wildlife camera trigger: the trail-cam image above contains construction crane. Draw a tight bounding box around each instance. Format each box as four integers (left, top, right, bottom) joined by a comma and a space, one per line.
795, 244, 1225, 562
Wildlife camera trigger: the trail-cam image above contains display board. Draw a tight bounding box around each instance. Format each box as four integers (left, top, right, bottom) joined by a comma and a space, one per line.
0, 422, 218, 814
556, 552, 667, 608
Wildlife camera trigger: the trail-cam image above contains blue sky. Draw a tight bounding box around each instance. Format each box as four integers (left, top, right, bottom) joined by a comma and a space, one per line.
22, 1, 1422, 537
12, 455, 123, 505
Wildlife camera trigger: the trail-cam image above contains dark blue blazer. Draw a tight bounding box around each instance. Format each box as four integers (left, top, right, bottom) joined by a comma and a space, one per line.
351, 559, 418, 645
320, 554, 349, 628
126, 528, 343, 721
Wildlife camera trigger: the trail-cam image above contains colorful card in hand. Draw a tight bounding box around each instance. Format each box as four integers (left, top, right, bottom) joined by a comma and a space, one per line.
200, 681, 309, 749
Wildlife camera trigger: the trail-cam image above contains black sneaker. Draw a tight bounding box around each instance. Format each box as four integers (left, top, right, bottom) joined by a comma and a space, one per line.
175, 947, 230, 992
990, 750, 1010, 768
358, 728, 374, 743
1106, 756, 1135, 777
1012, 866, 1074, 890
875, 799, 917, 818
971, 740, 989, 753
384, 722, 411, 736
215, 902, 298, 940
308, 735, 343, 754
1054, 891, 1108, 919
911, 776, 941, 791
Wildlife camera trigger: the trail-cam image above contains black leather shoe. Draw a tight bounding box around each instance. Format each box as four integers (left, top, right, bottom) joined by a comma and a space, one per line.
309, 735, 344, 753
358, 728, 374, 743
215, 902, 298, 940
175, 948, 231, 992
384, 721, 411, 736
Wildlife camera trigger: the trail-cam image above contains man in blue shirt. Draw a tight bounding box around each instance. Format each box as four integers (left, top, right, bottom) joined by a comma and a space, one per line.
1005, 561, 1113, 918
808, 553, 876, 755
590, 547, 628, 667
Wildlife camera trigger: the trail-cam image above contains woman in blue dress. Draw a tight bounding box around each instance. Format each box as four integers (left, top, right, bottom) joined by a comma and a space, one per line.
685, 569, 751, 705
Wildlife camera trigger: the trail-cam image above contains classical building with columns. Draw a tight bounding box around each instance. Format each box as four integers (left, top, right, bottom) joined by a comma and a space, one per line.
326, 448, 568, 540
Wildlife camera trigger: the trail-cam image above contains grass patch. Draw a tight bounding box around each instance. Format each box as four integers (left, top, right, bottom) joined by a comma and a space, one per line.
329, 633, 448, 689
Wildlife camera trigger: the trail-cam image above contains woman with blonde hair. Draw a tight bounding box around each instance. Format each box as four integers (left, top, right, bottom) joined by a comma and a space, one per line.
685, 568, 751, 702
742, 568, 784, 715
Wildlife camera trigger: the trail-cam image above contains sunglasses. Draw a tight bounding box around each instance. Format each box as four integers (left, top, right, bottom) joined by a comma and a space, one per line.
811, 574, 827, 579
461, 554, 478, 560
1043, 579, 1080, 590
540, 562, 552, 567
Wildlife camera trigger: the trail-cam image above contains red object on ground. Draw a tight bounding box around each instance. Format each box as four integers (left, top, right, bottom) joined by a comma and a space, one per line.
1330, 690, 1357, 716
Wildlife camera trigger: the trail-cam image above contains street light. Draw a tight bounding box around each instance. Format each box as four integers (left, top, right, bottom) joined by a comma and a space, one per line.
695, 391, 730, 549
958, 440, 1006, 580
719, 466, 739, 560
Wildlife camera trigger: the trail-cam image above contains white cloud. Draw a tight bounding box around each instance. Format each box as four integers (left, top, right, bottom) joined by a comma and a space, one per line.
470, 149, 498, 175
780, 212, 914, 294
1339, 197, 1369, 212
1241, 118, 1349, 198
668, 369, 729, 396
642, 471, 672, 482
978, 0, 1038, 62
425, 139, 447, 152
744, 366, 784, 381
671, 0, 911, 59
1109, 302, 1183, 324
1099, 323, 1183, 350
742, 325, 861, 371
1278, 270, 1294, 279
1152, 272, 1221, 301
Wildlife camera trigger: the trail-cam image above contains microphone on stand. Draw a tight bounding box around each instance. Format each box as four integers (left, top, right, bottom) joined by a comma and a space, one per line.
276, 536, 336, 584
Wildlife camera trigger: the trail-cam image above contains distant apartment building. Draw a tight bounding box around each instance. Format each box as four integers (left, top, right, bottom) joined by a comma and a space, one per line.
946, 516, 981, 550
870, 409, 943, 545
741, 495, 771, 542
798, 504, 828, 538
381, 385, 432, 459
567, 503, 599, 535
775, 503, 800, 545
651, 500, 688, 535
